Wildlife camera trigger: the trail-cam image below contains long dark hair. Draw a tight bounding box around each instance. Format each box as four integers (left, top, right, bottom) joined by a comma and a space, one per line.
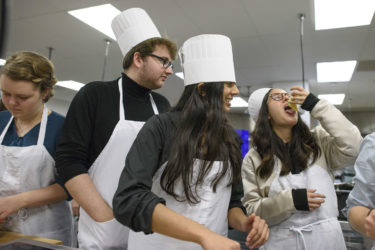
252, 90, 321, 179
160, 82, 242, 204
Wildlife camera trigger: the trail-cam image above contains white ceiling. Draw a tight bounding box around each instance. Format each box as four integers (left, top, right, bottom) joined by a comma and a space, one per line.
3, 0, 375, 113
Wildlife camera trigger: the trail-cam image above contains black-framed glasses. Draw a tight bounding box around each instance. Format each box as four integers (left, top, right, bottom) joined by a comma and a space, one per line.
149, 54, 174, 69
269, 92, 291, 101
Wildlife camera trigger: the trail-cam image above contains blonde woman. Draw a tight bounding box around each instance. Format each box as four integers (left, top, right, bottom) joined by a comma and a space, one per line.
0, 51, 73, 245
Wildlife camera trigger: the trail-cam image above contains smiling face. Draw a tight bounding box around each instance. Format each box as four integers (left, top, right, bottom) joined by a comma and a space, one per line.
0, 74, 45, 120
222, 82, 239, 112
267, 88, 298, 129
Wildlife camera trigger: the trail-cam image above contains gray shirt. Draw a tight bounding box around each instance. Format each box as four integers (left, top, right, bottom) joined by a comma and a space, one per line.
345, 132, 375, 215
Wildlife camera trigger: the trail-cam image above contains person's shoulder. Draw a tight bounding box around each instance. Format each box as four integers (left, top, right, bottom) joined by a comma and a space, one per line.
150, 92, 171, 113
150, 92, 170, 105
0, 111, 12, 131
243, 147, 262, 164
156, 111, 177, 121
147, 111, 170, 124
47, 111, 65, 132
361, 132, 375, 148
145, 111, 177, 130
81, 78, 119, 93
49, 111, 65, 123
364, 132, 375, 141
0, 111, 11, 124
71, 78, 120, 104
0, 110, 11, 120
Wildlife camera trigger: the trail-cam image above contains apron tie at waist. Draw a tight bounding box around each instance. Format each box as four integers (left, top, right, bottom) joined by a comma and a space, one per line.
289, 225, 312, 250
17, 208, 28, 219
288, 217, 337, 250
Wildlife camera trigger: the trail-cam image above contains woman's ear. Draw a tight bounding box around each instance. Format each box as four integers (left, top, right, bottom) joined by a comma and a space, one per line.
197, 82, 206, 96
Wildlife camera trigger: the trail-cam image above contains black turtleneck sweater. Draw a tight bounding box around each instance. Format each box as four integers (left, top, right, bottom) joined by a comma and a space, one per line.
55, 73, 170, 183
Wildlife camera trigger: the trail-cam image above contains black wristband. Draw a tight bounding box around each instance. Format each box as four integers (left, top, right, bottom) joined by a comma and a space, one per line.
292, 189, 309, 211
301, 93, 319, 111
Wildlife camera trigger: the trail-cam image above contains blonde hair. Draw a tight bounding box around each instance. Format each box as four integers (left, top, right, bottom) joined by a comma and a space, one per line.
1, 51, 57, 102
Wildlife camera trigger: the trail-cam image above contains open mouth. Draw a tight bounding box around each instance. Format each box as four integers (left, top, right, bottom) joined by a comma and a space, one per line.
284, 105, 296, 115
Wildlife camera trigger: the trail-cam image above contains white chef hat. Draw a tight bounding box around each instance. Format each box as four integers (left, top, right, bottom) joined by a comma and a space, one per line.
111, 8, 161, 56
248, 88, 271, 123
179, 34, 236, 86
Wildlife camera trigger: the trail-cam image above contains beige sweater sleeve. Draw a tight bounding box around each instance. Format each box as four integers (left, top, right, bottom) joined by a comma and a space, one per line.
311, 99, 362, 170
241, 150, 297, 226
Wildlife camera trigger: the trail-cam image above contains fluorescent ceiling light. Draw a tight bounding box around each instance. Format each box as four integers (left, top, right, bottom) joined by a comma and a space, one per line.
231, 97, 248, 108
0, 59, 5, 66
314, 0, 375, 30
175, 72, 184, 79
317, 60, 357, 83
318, 94, 345, 105
56, 81, 84, 91
68, 4, 120, 39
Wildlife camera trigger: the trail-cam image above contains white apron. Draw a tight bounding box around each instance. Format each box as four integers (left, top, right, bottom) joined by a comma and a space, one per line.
0, 106, 74, 246
260, 161, 346, 250
78, 78, 159, 250
128, 159, 232, 250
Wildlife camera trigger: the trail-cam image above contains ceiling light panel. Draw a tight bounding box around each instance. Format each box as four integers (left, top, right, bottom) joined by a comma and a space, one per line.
56, 81, 85, 91
68, 4, 120, 39
317, 60, 357, 83
314, 0, 375, 30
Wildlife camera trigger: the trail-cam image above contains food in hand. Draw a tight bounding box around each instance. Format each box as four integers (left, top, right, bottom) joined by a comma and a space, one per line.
288, 97, 298, 112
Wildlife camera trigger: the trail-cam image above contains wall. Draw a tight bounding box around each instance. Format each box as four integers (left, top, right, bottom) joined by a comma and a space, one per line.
343, 111, 375, 135
228, 113, 251, 131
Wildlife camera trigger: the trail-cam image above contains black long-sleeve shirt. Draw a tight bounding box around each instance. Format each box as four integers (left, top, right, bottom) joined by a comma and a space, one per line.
113, 112, 246, 234
55, 73, 170, 183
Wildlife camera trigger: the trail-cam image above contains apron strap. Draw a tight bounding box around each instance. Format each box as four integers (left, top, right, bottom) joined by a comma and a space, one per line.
0, 115, 14, 143
0, 106, 48, 145
36, 106, 49, 146
118, 78, 125, 120
149, 93, 159, 115
118, 76, 160, 120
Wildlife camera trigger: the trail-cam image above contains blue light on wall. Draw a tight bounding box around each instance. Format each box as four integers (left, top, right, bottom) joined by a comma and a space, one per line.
235, 129, 249, 158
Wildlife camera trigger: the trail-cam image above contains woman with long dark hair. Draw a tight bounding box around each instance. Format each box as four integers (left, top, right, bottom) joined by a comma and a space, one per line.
113, 34, 269, 250
242, 87, 362, 249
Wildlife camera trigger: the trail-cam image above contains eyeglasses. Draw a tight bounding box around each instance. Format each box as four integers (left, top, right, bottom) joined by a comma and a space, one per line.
149, 54, 174, 70
269, 92, 291, 101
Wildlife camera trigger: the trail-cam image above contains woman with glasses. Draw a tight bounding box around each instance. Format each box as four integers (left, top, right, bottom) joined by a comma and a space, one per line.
113, 34, 269, 250
241, 86, 362, 250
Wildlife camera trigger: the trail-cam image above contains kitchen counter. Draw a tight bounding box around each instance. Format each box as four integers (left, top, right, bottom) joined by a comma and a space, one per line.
0, 230, 62, 245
